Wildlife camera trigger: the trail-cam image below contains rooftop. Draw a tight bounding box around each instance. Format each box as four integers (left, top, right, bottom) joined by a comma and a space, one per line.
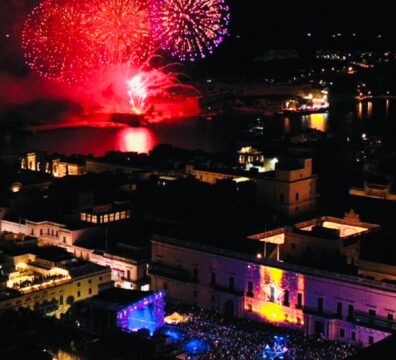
293, 215, 379, 239
276, 158, 306, 171
75, 220, 151, 257
81, 201, 131, 215
25, 216, 96, 231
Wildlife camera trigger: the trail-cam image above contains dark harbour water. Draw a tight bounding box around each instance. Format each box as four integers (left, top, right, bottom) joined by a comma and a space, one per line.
17, 98, 396, 156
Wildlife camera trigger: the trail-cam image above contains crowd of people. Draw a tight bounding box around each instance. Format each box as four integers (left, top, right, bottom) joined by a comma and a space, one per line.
165, 307, 357, 360
12, 273, 68, 290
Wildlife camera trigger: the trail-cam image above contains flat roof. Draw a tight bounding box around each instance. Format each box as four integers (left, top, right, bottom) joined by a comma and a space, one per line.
65, 260, 108, 278
294, 216, 379, 239
300, 221, 369, 238
81, 202, 131, 215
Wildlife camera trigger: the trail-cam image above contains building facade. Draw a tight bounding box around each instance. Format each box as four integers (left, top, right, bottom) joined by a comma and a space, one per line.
186, 157, 318, 217
150, 235, 396, 347
0, 251, 112, 318
1, 219, 149, 291
20, 152, 86, 178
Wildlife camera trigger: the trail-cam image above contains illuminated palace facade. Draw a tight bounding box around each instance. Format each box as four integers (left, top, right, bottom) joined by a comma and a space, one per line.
150, 217, 396, 347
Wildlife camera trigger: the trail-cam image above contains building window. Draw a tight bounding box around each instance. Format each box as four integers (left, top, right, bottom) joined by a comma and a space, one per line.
297, 293, 303, 307
77, 291, 81, 298
99, 276, 102, 281
283, 290, 290, 306
40, 229, 43, 235
63, 236, 66, 243
337, 302, 343, 318
247, 281, 254, 297
103, 214, 109, 223
120, 211, 126, 220
368, 309, 376, 317
47, 228, 50, 235
247, 304, 253, 312
348, 304, 354, 318
317, 297, 323, 314
295, 192, 299, 201
339, 328, 345, 338
115, 212, 120, 221
88, 279, 92, 284
369, 336, 374, 345
92, 215, 98, 224
109, 213, 114, 222
127, 270, 131, 280
88, 288, 92, 295
81, 213, 86, 221
210, 272, 216, 286
193, 268, 199, 283
351, 332, 356, 341
31, 229, 35, 235
55, 231, 58, 237
229, 277, 234, 291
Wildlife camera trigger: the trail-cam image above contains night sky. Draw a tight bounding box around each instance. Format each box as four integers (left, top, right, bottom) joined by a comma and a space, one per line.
0, 1, 394, 73
0, 0, 394, 80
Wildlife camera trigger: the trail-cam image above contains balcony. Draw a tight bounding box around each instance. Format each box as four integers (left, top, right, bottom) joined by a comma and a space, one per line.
302, 306, 338, 319
351, 311, 396, 333
149, 262, 191, 283
210, 283, 244, 297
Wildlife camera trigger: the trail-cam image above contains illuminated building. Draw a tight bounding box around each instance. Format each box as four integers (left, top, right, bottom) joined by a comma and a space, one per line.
187, 157, 318, 217
1, 217, 99, 248
80, 202, 131, 224
66, 288, 165, 335
1, 215, 149, 290
238, 147, 265, 165
21, 152, 86, 178
248, 212, 380, 268
0, 247, 112, 317
1, 217, 150, 291
150, 214, 396, 347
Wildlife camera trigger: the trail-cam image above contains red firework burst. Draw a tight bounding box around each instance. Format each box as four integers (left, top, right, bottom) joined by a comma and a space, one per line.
22, 0, 101, 83
88, 0, 155, 66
